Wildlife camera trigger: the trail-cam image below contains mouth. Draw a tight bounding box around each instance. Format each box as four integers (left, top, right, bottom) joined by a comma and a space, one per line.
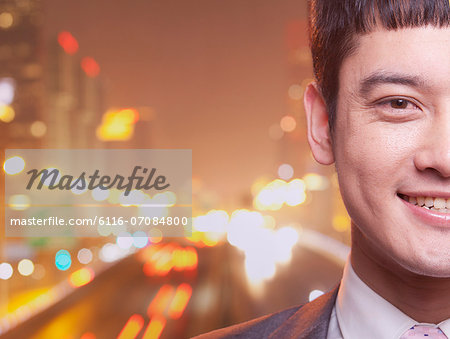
398, 194, 450, 214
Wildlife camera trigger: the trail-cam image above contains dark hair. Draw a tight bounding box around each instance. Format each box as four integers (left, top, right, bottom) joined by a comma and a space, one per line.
308, 0, 449, 130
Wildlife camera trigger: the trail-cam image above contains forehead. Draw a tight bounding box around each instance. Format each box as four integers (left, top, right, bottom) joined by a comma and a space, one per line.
339, 26, 450, 94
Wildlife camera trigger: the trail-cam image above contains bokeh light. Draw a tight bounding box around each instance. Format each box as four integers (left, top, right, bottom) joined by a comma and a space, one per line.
99, 243, 128, 263
149, 229, 163, 244
69, 268, 94, 288
97, 223, 112, 237
81, 57, 100, 78
39, 167, 61, 186
118, 314, 144, 339
55, 250, 72, 271
58, 31, 78, 55
77, 248, 93, 265
8, 194, 30, 210
143, 314, 166, 339
132, 231, 149, 248
96, 108, 139, 141
253, 179, 306, 211
119, 189, 147, 207
31, 263, 45, 280
3, 155, 25, 175
0, 263, 13, 280
80, 333, 96, 339
303, 173, 330, 191
285, 179, 306, 206
0, 77, 15, 104
91, 187, 110, 201
280, 115, 296, 132
287, 84, 303, 100
168, 283, 192, 319
107, 188, 121, 204
273, 226, 299, 263
30, 121, 47, 137
117, 232, 133, 250
333, 214, 351, 232
18, 259, 34, 276
309, 289, 324, 302
277, 163, 294, 180
0, 104, 15, 122
0, 12, 13, 29
71, 181, 88, 195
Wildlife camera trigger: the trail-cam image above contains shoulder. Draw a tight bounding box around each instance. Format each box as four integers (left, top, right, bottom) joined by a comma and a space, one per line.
192, 285, 339, 339
193, 304, 302, 339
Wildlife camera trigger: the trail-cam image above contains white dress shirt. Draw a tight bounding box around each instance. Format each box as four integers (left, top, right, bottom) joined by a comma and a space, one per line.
326, 259, 450, 339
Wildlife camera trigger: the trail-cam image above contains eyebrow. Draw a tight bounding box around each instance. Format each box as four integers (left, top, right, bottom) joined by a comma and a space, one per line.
359, 71, 427, 97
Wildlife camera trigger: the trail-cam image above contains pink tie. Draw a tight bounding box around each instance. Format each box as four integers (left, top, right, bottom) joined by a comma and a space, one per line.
400, 325, 448, 338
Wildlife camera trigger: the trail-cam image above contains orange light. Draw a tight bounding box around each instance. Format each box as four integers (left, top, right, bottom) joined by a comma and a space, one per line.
185, 231, 204, 246
149, 234, 163, 244
130, 109, 139, 123
96, 108, 139, 141
0, 104, 15, 123
167, 283, 192, 319
154, 244, 175, 275
68, 268, 94, 288
142, 315, 166, 339
149, 229, 163, 244
57, 31, 79, 55
138, 245, 160, 262
280, 115, 296, 132
81, 57, 100, 77
143, 261, 156, 276
142, 244, 177, 276
118, 314, 144, 339
172, 248, 185, 271
147, 285, 174, 316
144, 263, 170, 276
119, 108, 139, 124
154, 257, 172, 276
202, 238, 219, 247
80, 333, 96, 339
186, 247, 198, 270
172, 247, 198, 271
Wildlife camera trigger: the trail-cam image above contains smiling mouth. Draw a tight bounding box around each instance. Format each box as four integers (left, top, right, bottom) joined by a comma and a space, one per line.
398, 194, 450, 214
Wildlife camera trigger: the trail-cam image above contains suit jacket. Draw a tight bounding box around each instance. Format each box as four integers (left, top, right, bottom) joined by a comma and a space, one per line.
193, 285, 339, 339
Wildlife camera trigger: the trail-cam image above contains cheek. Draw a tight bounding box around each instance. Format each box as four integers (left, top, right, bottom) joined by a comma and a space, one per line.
334, 122, 391, 189
334, 117, 420, 183
333, 119, 420, 218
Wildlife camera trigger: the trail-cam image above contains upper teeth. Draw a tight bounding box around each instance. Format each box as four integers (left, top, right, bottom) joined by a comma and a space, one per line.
408, 196, 450, 210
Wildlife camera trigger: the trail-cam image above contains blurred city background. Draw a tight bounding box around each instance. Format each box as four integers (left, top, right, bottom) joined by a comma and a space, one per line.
0, 0, 352, 338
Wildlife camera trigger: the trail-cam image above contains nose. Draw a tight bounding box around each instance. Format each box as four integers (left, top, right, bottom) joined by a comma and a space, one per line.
414, 111, 450, 178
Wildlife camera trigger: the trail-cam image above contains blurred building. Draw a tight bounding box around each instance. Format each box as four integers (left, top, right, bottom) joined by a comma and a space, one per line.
0, 0, 44, 148
46, 31, 103, 148
0, 0, 105, 150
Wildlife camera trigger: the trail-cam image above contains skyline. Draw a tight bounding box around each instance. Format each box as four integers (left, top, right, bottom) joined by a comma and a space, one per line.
42, 0, 312, 199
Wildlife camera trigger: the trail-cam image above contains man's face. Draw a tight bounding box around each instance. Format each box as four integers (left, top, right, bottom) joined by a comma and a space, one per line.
334, 26, 450, 276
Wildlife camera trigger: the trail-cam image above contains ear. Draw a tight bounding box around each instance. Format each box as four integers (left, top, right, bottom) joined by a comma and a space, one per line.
304, 82, 334, 165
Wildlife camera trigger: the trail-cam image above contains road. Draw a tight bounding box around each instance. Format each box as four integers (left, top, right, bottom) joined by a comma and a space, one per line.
0, 243, 343, 339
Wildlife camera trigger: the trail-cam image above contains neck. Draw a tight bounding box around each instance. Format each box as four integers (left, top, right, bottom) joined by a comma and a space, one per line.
351, 225, 450, 324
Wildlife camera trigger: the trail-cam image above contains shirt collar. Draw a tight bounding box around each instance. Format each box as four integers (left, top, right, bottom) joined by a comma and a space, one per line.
335, 258, 450, 339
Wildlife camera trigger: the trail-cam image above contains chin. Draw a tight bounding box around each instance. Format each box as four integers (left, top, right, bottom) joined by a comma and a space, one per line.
395, 254, 450, 278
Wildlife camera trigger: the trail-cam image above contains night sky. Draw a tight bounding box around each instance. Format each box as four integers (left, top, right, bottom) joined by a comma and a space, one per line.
42, 0, 309, 199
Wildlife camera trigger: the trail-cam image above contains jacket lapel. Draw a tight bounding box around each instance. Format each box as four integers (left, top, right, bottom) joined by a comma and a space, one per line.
269, 285, 339, 339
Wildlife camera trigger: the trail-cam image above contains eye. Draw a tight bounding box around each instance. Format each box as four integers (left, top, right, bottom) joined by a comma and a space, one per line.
390, 99, 408, 109
373, 96, 422, 121
377, 97, 420, 111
